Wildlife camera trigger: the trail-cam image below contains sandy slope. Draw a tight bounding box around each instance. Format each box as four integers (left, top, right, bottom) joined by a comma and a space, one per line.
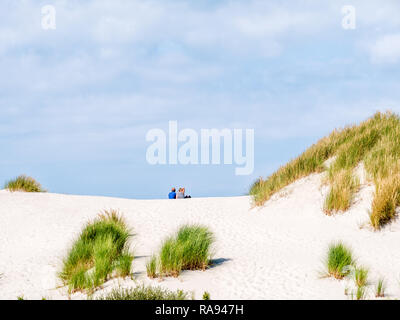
0, 173, 400, 300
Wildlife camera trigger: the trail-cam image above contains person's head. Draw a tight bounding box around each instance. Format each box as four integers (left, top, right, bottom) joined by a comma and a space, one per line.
171, 187, 176, 192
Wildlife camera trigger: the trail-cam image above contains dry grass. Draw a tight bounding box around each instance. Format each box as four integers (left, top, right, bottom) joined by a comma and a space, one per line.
370, 176, 400, 229
250, 111, 400, 229
324, 169, 359, 214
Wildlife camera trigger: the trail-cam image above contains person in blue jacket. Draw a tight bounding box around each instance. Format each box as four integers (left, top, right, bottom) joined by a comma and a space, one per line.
168, 187, 176, 199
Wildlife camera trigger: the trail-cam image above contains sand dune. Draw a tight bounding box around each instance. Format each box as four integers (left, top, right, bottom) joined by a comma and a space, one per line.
0, 172, 399, 300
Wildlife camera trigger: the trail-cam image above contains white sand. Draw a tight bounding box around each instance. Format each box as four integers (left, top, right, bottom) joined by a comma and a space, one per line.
1, 172, 400, 300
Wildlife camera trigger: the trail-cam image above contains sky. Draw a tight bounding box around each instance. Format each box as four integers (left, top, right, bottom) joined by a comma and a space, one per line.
0, 0, 400, 199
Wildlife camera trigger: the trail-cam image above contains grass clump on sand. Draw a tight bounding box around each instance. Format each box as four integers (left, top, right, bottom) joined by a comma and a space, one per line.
250, 111, 400, 228
59, 210, 133, 293
375, 278, 385, 298
354, 285, 367, 300
4, 175, 45, 192
354, 267, 369, 288
95, 284, 189, 300
325, 242, 354, 279
146, 255, 158, 279
202, 291, 211, 300
155, 224, 214, 277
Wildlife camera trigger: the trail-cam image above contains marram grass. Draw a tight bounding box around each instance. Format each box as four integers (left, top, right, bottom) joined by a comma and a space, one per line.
4, 175, 45, 192
324, 169, 359, 214
250, 111, 400, 229
155, 224, 214, 277
59, 210, 133, 293
325, 242, 354, 279
354, 285, 367, 300
146, 255, 158, 279
375, 278, 385, 298
354, 266, 369, 288
94, 284, 189, 300
370, 176, 400, 229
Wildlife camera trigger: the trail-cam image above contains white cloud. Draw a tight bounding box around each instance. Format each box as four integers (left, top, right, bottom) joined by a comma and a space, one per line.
2, 0, 400, 62
352, 0, 400, 29
0, 0, 333, 58
369, 33, 400, 64
1, 0, 400, 146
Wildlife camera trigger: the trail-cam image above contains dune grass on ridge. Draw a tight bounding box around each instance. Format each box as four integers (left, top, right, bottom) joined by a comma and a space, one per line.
59, 210, 133, 293
4, 175, 45, 192
324, 169, 360, 214
250, 111, 400, 229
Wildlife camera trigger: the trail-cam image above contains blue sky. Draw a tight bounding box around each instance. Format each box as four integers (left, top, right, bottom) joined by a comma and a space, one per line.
1, 0, 400, 199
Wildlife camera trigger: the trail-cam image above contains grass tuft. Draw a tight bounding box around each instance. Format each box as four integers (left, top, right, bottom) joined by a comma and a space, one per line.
95, 284, 189, 300
325, 242, 354, 279
202, 291, 211, 300
324, 169, 359, 214
354, 267, 369, 288
115, 251, 134, 277
250, 111, 400, 228
156, 224, 214, 277
370, 176, 400, 229
5, 175, 45, 192
146, 255, 158, 279
354, 285, 367, 300
59, 209, 133, 292
375, 278, 385, 298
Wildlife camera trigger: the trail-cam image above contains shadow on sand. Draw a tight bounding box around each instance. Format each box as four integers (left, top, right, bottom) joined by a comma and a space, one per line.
209, 258, 232, 268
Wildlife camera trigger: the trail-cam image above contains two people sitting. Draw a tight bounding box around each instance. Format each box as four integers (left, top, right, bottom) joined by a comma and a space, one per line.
168, 187, 191, 199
